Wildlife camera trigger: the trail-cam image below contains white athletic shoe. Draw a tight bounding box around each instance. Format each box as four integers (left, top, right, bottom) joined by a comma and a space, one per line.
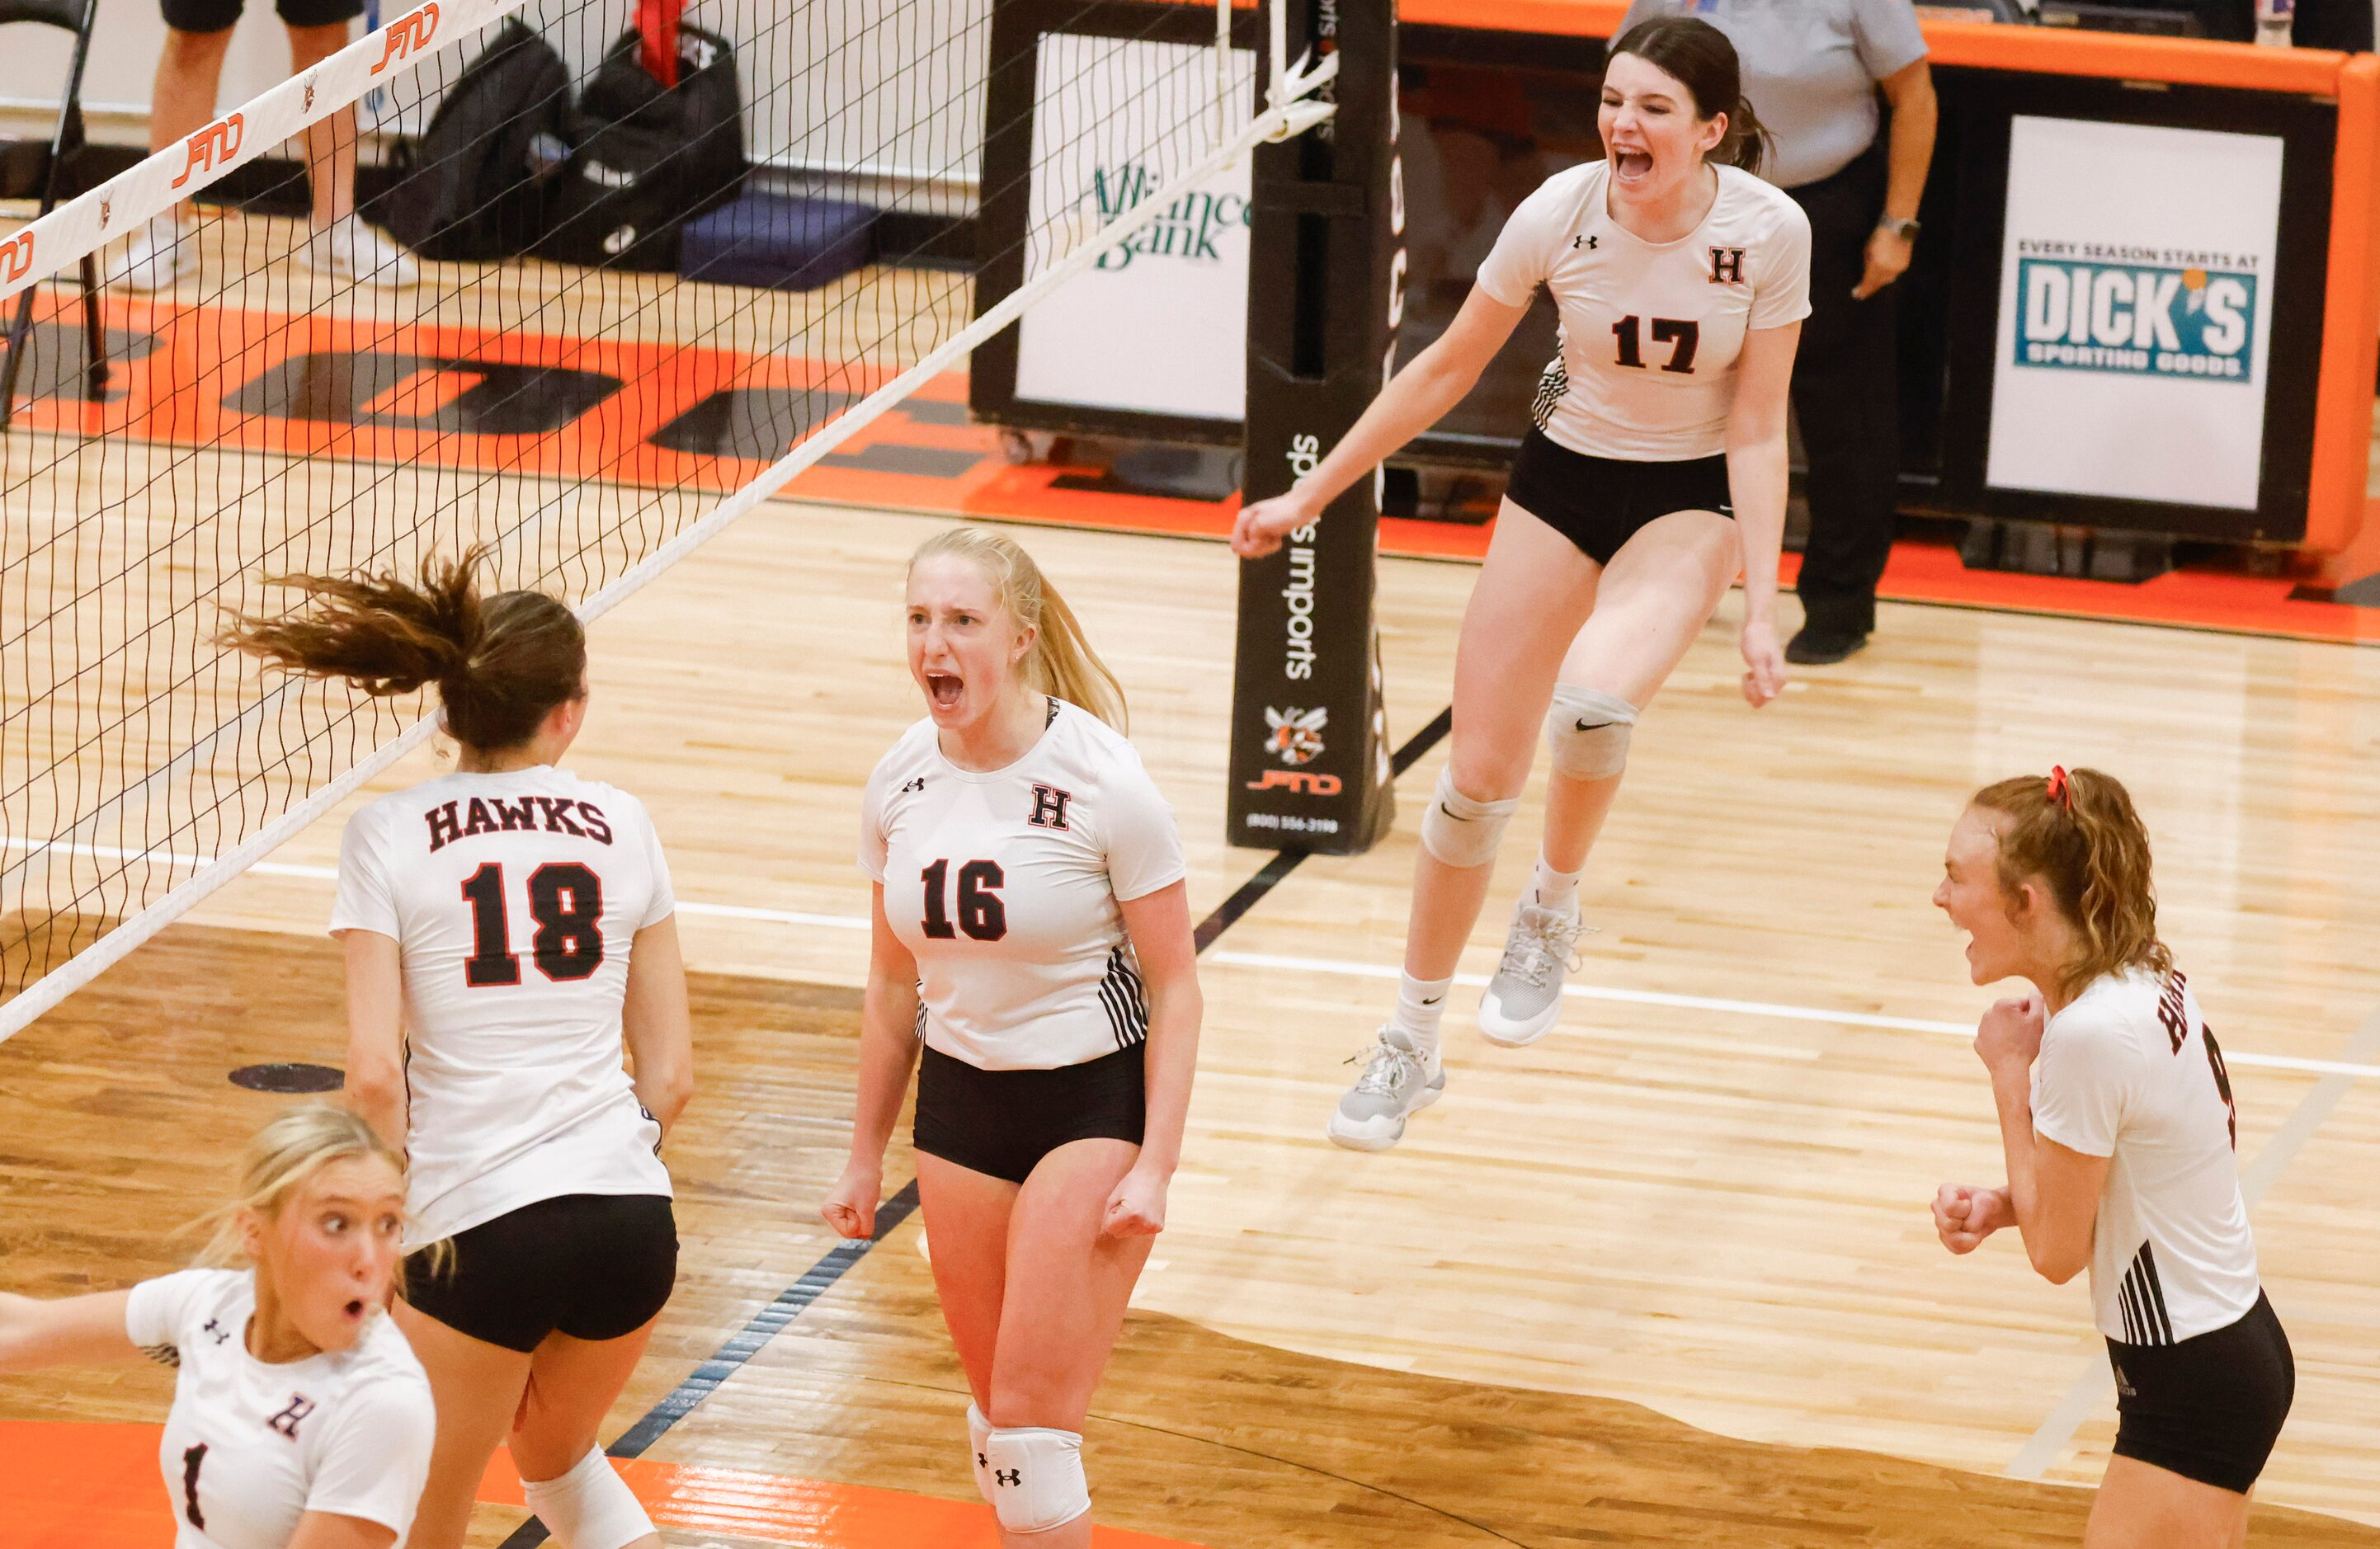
1476, 897, 1591, 1048
300, 222, 420, 289
110, 215, 196, 292
1325, 1026, 1444, 1152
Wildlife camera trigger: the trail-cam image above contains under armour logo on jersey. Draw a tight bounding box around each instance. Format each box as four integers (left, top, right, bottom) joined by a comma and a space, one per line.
202, 1318, 230, 1344
266, 1395, 315, 1440
899, 776, 926, 794
995, 1468, 1022, 1488
1027, 783, 1074, 831
1573, 233, 1598, 251
1708, 246, 1746, 284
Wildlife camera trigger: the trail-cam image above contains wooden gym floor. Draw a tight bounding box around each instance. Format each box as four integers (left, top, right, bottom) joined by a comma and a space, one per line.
4, 489, 2379, 1547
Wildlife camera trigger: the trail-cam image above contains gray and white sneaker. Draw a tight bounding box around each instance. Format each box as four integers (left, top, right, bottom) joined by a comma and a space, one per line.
1325, 1026, 1444, 1152
1476, 898, 1590, 1048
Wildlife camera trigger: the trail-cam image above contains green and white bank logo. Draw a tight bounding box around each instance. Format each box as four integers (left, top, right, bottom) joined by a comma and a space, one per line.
2015, 256, 2256, 384
1081, 164, 1251, 271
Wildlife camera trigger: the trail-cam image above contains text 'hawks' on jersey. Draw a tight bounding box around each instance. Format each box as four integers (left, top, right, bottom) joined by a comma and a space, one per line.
1475, 160, 1812, 461
860, 699, 1186, 1071
329, 766, 676, 1247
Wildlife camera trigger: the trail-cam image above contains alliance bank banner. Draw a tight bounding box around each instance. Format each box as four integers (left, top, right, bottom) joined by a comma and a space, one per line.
1014, 34, 1258, 421
1986, 116, 2283, 511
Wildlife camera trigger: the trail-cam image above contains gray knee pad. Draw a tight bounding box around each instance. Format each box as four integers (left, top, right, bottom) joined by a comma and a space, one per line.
984, 1425, 1091, 1534
1418, 765, 1520, 869
1545, 683, 1638, 781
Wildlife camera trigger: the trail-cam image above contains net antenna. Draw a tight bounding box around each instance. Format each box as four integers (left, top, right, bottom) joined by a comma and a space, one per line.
0, 0, 1336, 1041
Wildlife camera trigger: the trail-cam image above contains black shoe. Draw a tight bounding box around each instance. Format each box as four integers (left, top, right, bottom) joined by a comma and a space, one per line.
1785, 626, 1869, 666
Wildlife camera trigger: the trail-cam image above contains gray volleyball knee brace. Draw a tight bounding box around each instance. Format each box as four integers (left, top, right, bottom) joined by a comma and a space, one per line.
984, 1425, 1091, 1534
1418, 765, 1520, 869
1545, 683, 1638, 781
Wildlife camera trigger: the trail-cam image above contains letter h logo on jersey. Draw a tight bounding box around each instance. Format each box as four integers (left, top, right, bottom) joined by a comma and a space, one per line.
266, 1394, 315, 1440
1028, 783, 1073, 831
1708, 246, 1745, 285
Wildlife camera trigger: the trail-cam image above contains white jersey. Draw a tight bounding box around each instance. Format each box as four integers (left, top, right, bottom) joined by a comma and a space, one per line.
2031, 968, 2260, 1345
125, 1269, 434, 1549
330, 767, 676, 1246
860, 699, 1186, 1071
1474, 160, 1812, 460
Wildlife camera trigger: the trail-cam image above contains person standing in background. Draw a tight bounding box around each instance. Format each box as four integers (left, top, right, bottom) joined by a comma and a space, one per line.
113, 0, 419, 291
1619, 0, 1935, 666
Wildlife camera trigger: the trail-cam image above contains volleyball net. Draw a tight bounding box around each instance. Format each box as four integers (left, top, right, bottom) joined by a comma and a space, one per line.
0, 0, 1335, 1037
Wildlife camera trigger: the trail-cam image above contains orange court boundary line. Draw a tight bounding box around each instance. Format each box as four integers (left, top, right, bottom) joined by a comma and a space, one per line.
0, 1421, 1203, 1549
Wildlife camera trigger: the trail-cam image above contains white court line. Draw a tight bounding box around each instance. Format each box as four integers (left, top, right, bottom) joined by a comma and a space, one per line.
2005, 999, 2380, 1481
12, 834, 2373, 1077
1204, 948, 2380, 1083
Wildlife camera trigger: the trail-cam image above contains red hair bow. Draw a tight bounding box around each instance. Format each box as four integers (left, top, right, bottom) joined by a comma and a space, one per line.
2047, 765, 2072, 810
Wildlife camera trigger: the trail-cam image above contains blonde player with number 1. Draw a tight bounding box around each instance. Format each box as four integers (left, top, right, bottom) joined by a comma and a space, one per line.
1235, 16, 1810, 1150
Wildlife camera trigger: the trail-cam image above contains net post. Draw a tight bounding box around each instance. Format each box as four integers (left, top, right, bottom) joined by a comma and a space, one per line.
1225, 0, 1401, 855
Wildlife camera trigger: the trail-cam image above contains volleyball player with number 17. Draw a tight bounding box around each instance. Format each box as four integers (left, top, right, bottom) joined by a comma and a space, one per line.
1236, 17, 1810, 1149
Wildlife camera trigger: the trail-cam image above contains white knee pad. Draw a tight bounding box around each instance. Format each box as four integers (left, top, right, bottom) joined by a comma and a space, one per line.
967, 1401, 995, 1504
1418, 765, 1520, 869
983, 1425, 1091, 1535
1545, 683, 1638, 780
522, 1446, 653, 1549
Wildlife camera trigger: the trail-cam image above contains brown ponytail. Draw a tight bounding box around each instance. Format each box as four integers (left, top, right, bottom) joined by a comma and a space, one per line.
1969, 767, 2171, 998
1608, 16, 1774, 177
222, 546, 587, 755
909, 526, 1127, 731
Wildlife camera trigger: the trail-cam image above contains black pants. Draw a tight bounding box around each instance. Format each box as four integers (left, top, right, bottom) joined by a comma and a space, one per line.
1787, 140, 1901, 639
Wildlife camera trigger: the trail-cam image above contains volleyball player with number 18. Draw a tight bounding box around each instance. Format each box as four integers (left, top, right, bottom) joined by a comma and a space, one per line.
228, 551, 695, 1549
823, 527, 1200, 1549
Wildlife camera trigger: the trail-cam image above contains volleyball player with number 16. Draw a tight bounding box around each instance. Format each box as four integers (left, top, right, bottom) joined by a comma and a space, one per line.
823, 528, 1200, 1548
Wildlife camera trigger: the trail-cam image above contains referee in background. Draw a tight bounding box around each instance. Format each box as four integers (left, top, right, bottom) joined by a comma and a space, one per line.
1617, 0, 1936, 666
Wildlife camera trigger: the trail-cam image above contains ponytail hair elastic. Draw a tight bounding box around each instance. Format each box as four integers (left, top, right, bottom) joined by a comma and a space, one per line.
2047, 765, 2072, 812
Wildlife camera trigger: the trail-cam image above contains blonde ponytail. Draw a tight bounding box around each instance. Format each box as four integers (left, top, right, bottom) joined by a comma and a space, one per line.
909, 527, 1127, 730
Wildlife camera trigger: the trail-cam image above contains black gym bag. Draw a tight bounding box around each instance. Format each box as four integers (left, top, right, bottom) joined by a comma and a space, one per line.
533, 2, 745, 273
369, 19, 572, 262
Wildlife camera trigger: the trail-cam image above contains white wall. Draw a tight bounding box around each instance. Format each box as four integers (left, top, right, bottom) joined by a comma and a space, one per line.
0, 0, 992, 206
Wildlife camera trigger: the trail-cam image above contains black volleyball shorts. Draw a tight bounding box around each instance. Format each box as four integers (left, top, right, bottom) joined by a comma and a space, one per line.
403, 1193, 678, 1353
913, 1041, 1147, 1185
164, 0, 362, 34
1504, 426, 1734, 567
2107, 1291, 2294, 1495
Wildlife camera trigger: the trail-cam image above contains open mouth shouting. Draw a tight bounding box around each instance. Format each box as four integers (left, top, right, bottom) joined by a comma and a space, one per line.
925, 671, 964, 711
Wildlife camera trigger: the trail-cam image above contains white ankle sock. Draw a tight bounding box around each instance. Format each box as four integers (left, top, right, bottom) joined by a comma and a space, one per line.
1529, 852, 1583, 914
1391, 972, 1454, 1063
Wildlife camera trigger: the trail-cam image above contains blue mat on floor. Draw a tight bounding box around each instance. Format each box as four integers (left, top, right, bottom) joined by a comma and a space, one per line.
679, 194, 877, 291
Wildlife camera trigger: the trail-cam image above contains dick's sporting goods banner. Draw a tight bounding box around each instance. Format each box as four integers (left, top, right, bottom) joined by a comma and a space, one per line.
1012, 34, 1258, 421
1226, 0, 1399, 855
1986, 115, 2283, 511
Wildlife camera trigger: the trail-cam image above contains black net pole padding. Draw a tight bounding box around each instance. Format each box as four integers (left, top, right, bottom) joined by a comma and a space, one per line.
1225, 0, 1401, 855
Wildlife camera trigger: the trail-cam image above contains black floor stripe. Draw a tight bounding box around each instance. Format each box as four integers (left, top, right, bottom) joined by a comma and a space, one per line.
495, 705, 1455, 1537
